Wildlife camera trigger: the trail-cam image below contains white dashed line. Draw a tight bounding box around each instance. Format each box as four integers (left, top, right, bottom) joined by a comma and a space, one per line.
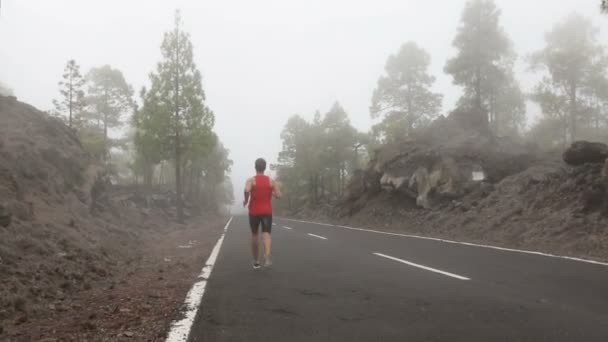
374, 253, 470, 281
283, 226, 293, 230
282, 218, 608, 267
165, 217, 233, 342
308, 233, 328, 240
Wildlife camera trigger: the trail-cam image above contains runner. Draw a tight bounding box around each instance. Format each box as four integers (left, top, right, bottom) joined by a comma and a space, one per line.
244, 158, 281, 269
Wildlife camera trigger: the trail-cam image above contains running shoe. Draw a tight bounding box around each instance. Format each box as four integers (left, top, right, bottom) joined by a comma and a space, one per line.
263, 254, 272, 267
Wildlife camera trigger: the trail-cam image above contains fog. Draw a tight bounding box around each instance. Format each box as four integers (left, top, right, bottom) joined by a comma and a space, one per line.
3, 3, 608, 339
1, 0, 607, 208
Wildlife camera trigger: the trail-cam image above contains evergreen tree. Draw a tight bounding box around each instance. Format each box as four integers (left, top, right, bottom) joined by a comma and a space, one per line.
321, 102, 357, 198
445, 0, 524, 134
53, 60, 86, 128
529, 13, 608, 145
86, 65, 135, 158
274, 103, 365, 212
138, 10, 215, 222
371, 42, 442, 142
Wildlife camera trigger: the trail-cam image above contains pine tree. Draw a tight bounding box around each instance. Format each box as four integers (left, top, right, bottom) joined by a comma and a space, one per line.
274, 103, 364, 212
141, 10, 215, 223
86, 65, 134, 158
371, 42, 442, 142
53, 60, 86, 128
529, 13, 608, 145
444, 0, 524, 133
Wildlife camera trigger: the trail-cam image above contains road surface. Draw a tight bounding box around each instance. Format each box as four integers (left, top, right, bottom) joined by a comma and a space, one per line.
187, 216, 608, 342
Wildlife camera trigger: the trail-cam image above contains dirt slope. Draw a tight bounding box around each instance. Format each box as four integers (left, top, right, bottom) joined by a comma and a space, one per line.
0, 95, 224, 340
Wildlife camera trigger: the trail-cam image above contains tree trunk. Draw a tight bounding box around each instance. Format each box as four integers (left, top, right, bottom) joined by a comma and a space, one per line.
339, 167, 343, 198
103, 112, 108, 161
159, 161, 164, 186
474, 6, 483, 114
320, 174, 325, 202
312, 174, 318, 205
569, 83, 577, 143
406, 86, 413, 137
68, 76, 73, 128
183, 163, 190, 199
174, 25, 184, 224
188, 163, 195, 200
143, 162, 153, 189
195, 170, 202, 203
309, 174, 314, 205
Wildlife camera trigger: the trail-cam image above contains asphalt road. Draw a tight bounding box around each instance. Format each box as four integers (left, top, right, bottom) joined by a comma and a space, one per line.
188, 216, 608, 342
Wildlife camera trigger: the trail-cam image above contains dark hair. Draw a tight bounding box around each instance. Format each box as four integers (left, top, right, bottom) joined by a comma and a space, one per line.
255, 158, 267, 173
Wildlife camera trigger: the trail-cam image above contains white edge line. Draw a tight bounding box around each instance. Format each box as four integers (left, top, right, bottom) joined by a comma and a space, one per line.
282, 226, 293, 230
308, 233, 328, 240
374, 253, 470, 281
165, 216, 233, 342
281, 218, 608, 267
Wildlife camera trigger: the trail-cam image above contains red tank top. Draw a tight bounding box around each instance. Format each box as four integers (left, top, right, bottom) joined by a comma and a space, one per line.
249, 175, 273, 215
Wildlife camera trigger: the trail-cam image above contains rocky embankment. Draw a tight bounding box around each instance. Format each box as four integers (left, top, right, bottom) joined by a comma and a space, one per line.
298, 109, 608, 261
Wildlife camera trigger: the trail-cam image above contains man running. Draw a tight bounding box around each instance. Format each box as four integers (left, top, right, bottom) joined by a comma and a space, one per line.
244, 158, 281, 269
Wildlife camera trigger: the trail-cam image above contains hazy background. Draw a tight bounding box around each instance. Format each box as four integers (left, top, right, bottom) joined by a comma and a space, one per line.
1, 0, 607, 210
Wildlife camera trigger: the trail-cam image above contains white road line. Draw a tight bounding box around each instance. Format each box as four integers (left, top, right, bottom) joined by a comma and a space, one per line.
282, 226, 293, 230
308, 233, 328, 240
282, 218, 608, 267
165, 217, 233, 342
374, 253, 470, 281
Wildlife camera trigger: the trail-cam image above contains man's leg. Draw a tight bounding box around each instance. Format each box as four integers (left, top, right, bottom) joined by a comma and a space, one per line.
263, 232, 272, 257
251, 233, 259, 261
249, 216, 261, 268
261, 216, 272, 266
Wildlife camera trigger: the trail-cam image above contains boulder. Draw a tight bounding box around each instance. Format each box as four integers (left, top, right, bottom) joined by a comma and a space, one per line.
407, 158, 461, 209
380, 173, 408, 191
563, 141, 608, 166
341, 108, 537, 210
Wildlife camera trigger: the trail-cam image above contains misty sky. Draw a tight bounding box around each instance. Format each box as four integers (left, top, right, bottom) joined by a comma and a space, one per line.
1, 0, 607, 209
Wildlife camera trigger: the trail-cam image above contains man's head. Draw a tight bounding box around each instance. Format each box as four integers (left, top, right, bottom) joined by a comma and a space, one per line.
255, 158, 267, 173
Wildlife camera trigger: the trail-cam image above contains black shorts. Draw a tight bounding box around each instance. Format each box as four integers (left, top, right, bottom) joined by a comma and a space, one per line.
249, 215, 272, 234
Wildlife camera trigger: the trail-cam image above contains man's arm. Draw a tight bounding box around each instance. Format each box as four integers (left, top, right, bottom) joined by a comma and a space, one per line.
271, 179, 282, 199
243, 178, 253, 207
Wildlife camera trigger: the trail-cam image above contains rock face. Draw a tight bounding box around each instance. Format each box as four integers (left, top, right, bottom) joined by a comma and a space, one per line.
343, 109, 538, 210
603, 158, 608, 183
563, 141, 608, 166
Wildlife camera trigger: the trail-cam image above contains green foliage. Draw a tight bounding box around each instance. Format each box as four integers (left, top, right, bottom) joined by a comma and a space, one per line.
445, 0, 525, 135
529, 13, 608, 146
487, 73, 526, 137
198, 139, 234, 210
52, 60, 86, 128
132, 10, 230, 216
86, 65, 135, 158
274, 103, 367, 213
371, 42, 442, 142
142, 9, 215, 161
134, 87, 171, 167
146, 10, 214, 146
78, 125, 106, 160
